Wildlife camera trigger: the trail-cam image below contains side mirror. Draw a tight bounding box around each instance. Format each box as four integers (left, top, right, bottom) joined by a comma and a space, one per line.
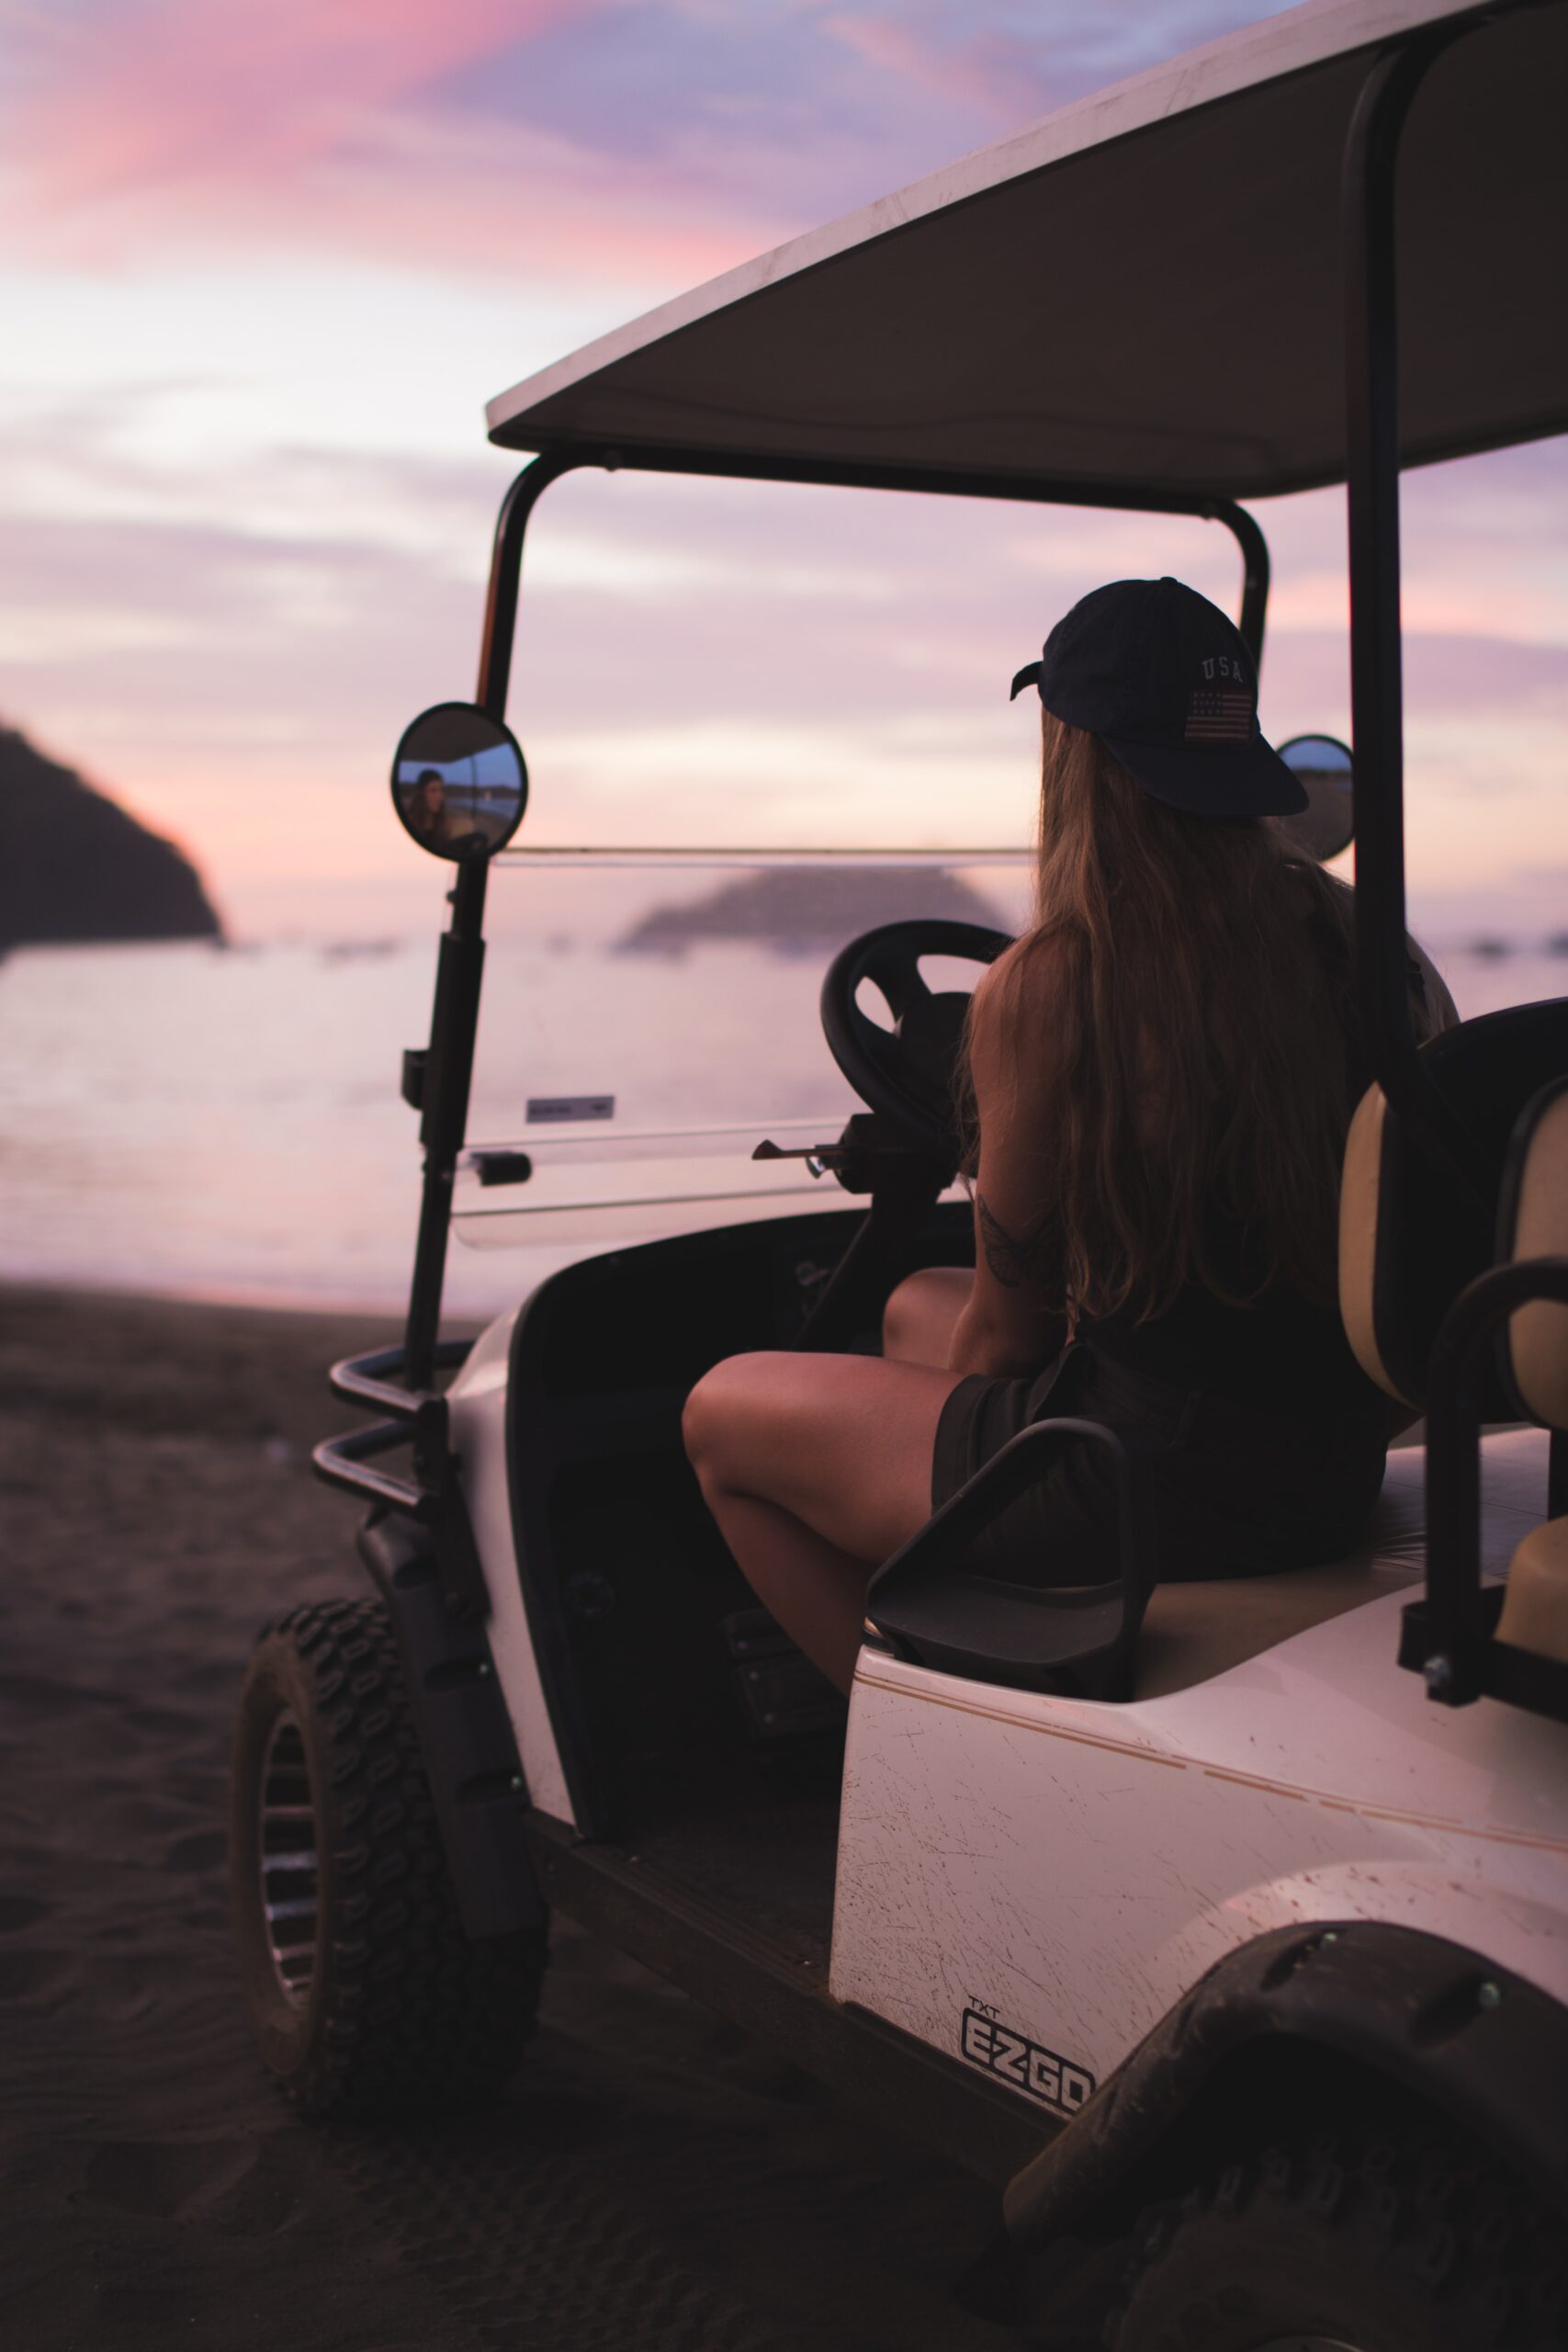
1276, 733, 1353, 864
391, 703, 527, 862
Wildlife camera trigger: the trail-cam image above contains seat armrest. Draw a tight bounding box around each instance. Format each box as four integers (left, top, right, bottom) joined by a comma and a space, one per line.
865, 1416, 1156, 1697
1408, 1252, 1568, 1723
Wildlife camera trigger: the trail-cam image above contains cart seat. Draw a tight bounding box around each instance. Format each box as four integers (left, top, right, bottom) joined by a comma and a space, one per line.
871, 1011, 1568, 1702
1500, 1521, 1568, 1666
1339, 1000, 1568, 1410
1495, 1077, 1568, 1668
1133, 1425, 1549, 1700
1134, 1014, 1568, 1701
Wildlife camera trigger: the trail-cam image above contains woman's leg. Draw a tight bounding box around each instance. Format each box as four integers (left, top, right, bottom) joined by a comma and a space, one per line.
882, 1266, 973, 1365
683, 1351, 964, 1693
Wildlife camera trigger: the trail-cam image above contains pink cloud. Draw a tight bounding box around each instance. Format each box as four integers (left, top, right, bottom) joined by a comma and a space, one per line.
3, 0, 1063, 291
14, 0, 597, 212
7, 115, 781, 289
5, 0, 795, 286
270, 108, 785, 286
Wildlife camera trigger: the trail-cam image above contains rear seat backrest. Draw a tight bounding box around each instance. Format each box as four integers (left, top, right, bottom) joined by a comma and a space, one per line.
1496, 1079, 1568, 1668
1338, 1000, 1568, 1411
1504, 1076, 1568, 1427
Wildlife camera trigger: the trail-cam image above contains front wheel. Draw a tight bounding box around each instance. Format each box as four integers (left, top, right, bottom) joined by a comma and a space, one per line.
1104, 2117, 1564, 2352
230, 1597, 545, 2117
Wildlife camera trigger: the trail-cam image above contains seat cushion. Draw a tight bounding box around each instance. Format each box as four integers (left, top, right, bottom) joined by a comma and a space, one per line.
1503, 1076, 1568, 1428
1337, 1001, 1568, 1411
1498, 1515, 1568, 1666
1134, 1426, 1549, 1699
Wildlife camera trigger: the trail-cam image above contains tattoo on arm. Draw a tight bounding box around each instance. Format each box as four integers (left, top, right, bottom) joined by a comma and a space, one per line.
976, 1192, 1060, 1292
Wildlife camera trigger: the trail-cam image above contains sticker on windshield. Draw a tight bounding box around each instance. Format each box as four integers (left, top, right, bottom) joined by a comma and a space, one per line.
960, 2007, 1095, 2115
526, 1095, 615, 1124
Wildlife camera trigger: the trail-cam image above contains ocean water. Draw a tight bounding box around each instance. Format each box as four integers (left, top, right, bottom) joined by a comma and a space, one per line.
2, 916, 1563, 1321
0, 923, 874, 1317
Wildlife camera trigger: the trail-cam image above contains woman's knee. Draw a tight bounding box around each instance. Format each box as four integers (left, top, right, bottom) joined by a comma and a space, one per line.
883, 1266, 970, 1363
881, 1271, 930, 1358
682, 1351, 784, 1487
681, 1362, 727, 1481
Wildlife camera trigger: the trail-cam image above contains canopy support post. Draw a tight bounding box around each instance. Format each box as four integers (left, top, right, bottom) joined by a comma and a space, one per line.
1224, 502, 1269, 673
401, 859, 485, 1394
401, 453, 590, 1389
475, 451, 586, 727
1342, 27, 1474, 1167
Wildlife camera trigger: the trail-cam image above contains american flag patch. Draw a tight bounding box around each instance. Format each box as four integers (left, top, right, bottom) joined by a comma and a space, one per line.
1186, 689, 1252, 742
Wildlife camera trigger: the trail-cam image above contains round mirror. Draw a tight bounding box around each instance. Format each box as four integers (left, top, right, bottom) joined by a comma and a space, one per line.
1276, 733, 1354, 864
390, 703, 527, 862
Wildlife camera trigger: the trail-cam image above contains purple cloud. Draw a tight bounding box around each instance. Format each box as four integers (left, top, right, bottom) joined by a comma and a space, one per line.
4, 0, 1301, 278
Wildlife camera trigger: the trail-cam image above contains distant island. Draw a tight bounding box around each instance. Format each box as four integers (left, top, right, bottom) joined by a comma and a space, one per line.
616, 864, 1010, 956
0, 724, 223, 954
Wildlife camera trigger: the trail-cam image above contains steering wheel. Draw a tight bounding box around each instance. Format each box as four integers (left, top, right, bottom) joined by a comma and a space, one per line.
819, 920, 1012, 1146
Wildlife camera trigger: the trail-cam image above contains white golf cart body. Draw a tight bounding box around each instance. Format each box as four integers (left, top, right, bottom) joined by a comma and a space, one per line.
302, 0, 1568, 2260
455, 1318, 1559, 2121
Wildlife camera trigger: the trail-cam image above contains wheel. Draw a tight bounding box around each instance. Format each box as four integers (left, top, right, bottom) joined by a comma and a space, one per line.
229, 1597, 546, 2117
1103, 2115, 1565, 2352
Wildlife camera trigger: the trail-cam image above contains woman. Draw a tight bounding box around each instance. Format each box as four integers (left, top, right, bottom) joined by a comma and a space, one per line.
682, 577, 1451, 1694
407, 767, 463, 851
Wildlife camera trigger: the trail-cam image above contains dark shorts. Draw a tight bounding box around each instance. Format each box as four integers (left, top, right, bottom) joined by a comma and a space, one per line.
931, 1341, 1389, 1587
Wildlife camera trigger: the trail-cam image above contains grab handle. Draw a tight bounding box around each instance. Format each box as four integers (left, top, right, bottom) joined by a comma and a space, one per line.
311, 1420, 442, 1523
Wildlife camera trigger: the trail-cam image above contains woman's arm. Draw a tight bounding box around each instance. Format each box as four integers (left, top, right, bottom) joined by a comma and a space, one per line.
946, 947, 1067, 1378
1319, 870, 1460, 1042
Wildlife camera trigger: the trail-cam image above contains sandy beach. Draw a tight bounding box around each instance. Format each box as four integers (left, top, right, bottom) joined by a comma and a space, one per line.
0, 1281, 1032, 2352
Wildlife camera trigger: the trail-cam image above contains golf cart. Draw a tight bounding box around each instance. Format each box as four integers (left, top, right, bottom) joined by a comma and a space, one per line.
230, 1, 1568, 2342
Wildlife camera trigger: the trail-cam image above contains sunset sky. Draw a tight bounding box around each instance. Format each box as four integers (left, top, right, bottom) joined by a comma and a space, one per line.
2, 0, 1563, 943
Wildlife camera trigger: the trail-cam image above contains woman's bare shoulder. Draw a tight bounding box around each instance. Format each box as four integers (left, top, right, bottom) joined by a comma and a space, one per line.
1300, 865, 1459, 1035
974, 925, 1070, 1017
968, 927, 1071, 1089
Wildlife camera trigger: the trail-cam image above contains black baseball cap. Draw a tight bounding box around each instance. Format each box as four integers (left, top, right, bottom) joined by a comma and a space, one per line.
1010, 576, 1307, 818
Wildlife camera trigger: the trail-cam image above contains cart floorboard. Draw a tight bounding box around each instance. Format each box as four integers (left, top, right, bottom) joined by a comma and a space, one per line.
524, 1805, 1046, 2185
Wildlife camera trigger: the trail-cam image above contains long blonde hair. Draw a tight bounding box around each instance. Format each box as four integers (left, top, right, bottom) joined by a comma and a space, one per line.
971, 716, 1362, 1320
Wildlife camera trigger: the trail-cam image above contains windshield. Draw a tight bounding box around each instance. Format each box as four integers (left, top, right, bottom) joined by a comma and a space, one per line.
456, 475, 1233, 1266
457, 849, 1032, 1255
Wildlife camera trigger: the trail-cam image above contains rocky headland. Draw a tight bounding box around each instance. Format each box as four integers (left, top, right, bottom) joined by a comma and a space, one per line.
616, 862, 1007, 956
0, 724, 222, 954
